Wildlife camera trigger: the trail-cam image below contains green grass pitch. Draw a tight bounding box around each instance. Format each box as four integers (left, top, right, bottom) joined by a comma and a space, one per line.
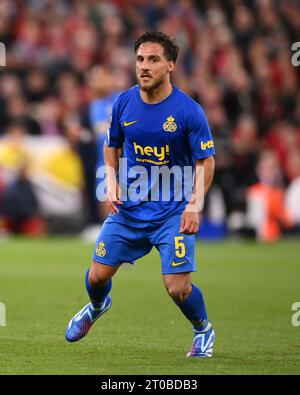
0, 237, 299, 375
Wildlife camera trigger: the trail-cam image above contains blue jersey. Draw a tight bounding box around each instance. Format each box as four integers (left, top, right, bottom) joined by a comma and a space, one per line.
106, 85, 215, 223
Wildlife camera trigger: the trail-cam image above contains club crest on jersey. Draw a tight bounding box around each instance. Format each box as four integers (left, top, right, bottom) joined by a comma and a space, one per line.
163, 115, 177, 132
96, 241, 106, 257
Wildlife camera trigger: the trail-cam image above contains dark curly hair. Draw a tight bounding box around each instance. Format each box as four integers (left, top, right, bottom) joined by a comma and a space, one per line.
134, 31, 179, 63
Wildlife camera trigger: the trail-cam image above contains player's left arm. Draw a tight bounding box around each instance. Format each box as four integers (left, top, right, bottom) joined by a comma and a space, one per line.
180, 156, 215, 235
180, 104, 215, 235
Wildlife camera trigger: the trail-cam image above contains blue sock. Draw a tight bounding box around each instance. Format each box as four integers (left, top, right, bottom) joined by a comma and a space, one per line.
85, 269, 112, 308
175, 284, 209, 332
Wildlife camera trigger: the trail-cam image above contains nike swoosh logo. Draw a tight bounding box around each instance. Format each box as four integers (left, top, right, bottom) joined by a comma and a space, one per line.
124, 120, 137, 127
171, 260, 187, 267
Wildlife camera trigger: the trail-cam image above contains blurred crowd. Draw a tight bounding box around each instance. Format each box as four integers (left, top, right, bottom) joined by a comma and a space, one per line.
0, 0, 300, 241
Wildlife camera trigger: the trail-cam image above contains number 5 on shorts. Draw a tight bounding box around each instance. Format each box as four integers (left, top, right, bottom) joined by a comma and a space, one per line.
175, 236, 186, 258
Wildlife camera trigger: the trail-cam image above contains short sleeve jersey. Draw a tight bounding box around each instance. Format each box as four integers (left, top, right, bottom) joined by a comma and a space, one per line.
106, 85, 215, 223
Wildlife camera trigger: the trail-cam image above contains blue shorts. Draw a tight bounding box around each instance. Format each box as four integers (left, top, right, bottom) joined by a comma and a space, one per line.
92, 212, 196, 274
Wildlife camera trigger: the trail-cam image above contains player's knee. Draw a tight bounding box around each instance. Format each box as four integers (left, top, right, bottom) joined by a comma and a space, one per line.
88, 268, 111, 287
88, 261, 118, 287
166, 284, 190, 304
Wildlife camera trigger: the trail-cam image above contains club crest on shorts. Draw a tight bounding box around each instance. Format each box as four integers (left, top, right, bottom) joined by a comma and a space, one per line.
96, 241, 107, 257
163, 115, 177, 132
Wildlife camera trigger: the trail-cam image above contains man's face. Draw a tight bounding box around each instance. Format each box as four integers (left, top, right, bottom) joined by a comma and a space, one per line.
136, 42, 174, 92
88, 66, 114, 97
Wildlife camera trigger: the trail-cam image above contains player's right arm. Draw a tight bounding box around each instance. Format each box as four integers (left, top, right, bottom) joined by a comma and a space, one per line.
103, 96, 125, 214
103, 144, 123, 214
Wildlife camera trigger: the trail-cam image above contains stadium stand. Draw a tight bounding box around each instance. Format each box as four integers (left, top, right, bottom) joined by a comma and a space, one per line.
0, 0, 299, 240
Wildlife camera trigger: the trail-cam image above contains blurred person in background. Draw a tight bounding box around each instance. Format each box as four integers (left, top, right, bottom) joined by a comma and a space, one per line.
0, 121, 29, 171
61, 116, 97, 227
266, 121, 300, 173
56, 71, 99, 231
86, 65, 122, 224
34, 95, 63, 136
24, 68, 50, 103
231, 113, 259, 189
285, 149, 300, 229
0, 73, 23, 133
3, 95, 41, 135
247, 150, 292, 242
0, 121, 42, 236
1, 158, 46, 236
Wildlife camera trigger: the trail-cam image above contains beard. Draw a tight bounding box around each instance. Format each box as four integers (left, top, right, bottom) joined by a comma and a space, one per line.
138, 75, 165, 92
